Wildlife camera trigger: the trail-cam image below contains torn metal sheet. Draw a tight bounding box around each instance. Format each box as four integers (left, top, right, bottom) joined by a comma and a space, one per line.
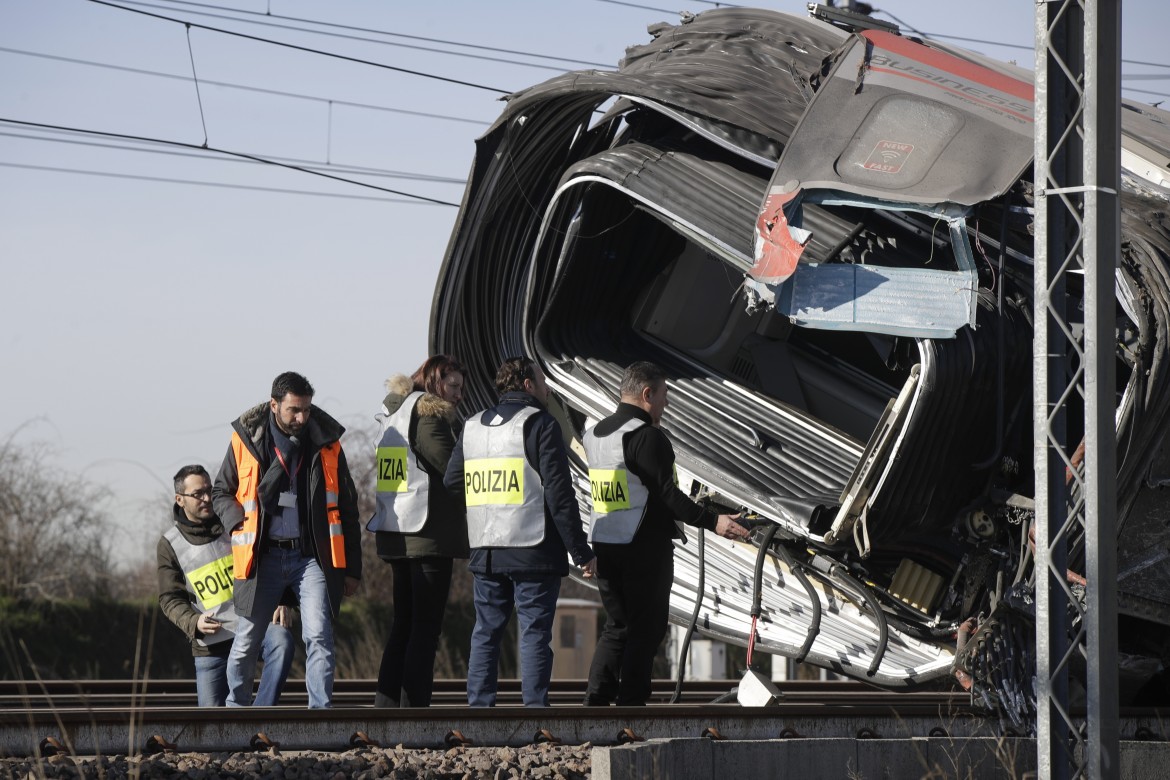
430, 6, 1170, 719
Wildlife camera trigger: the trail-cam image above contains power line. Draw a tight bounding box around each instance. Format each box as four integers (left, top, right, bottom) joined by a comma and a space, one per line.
0, 128, 467, 185
0, 117, 461, 206
594, 0, 680, 14
121, 0, 614, 70
87, 0, 512, 94
0, 46, 488, 126
0, 160, 446, 204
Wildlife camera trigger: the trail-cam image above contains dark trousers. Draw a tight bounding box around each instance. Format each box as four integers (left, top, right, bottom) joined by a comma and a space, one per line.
585, 540, 674, 706
377, 557, 453, 706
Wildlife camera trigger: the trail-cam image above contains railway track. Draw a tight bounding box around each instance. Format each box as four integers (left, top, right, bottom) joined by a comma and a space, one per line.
0, 678, 946, 710
1, 679, 1163, 755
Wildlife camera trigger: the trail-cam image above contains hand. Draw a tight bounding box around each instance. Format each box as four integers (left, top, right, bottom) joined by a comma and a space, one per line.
579, 556, 597, 579
715, 513, 750, 541
344, 576, 361, 597
196, 614, 221, 635
271, 605, 291, 628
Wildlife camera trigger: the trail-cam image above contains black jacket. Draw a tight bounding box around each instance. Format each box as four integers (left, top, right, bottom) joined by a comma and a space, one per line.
212, 402, 362, 618
444, 391, 594, 577
592, 403, 717, 552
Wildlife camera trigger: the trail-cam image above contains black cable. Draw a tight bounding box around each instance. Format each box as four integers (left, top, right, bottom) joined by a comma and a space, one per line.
0, 46, 487, 125
0, 128, 466, 184
132, 0, 614, 69
183, 23, 208, 147
746, 523, 779, 672
774, 545, 820, 664
594, 0, 679, 13
0, 117, 460, 206
669, 528, 705, 704
831, 566, 889, 677
0, 160, 442, 204
86, 0, 512, 94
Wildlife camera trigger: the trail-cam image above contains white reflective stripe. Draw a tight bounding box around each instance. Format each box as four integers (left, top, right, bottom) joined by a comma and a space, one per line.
329, 523, 343, 536
462, 406, 546, 548
326, 491, 338, 504
583, 417, 650, 544
242, 499, 258, 512
231, 532, 255, 546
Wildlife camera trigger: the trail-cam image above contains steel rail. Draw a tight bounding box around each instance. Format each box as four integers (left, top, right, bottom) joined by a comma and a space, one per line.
2, 679, 951, 710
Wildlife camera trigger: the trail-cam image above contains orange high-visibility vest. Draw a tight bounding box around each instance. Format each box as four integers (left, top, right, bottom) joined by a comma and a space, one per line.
319, 442, 347, 569
230, 432, 262, 579
230, 432, 347, 579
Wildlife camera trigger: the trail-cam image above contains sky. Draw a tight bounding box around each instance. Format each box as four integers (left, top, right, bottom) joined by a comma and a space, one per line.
2, 0, 1168, 567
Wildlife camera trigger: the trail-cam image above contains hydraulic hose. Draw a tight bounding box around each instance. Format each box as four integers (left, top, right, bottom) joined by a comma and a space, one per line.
669, 527, 705, 704
774, 544, 821, 663
832, 565, 889, 677
746, 523, 780, 668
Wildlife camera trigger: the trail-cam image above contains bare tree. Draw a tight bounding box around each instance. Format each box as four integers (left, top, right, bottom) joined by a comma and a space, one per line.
0, 434, 116, 600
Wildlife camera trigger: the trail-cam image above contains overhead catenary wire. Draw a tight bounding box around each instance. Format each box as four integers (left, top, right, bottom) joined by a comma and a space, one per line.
86, 0, 513, 95
0, 117, 460, 207
0, 128, 467, 185
118, 0, 615, 70
0, 46, 487, 126
0, 160, 438, 203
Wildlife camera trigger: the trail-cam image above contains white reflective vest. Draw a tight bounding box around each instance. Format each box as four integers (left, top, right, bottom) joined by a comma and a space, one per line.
367, 391, 431, 534
461, 406, 546, 548
583, 418, 650, 543
163, 526, 238, 646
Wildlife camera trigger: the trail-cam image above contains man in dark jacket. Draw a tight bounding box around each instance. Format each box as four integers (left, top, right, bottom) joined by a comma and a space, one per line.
159, 464, 294, 706
444, 357, 596, 707
213, 371, 362, 708
583, 361, 750, 706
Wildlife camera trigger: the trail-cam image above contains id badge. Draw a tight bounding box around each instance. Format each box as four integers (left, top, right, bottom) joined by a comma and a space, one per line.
278, 491, 297, 509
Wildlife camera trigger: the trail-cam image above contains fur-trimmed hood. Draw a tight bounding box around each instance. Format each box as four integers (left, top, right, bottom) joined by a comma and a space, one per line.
382, 374, 457, 422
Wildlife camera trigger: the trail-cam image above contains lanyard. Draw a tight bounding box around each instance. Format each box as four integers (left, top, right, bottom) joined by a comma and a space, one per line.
273, 445, 302, 482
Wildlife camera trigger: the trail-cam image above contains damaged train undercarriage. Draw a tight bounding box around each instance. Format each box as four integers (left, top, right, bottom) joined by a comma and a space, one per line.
429, 6, 1170, 727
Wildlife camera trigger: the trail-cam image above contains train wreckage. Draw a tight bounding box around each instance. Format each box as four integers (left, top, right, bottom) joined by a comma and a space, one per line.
430, 6, 1170, 725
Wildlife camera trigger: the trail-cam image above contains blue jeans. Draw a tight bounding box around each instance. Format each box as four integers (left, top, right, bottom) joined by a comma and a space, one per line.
194, 622, 295, 707
467, 573, 560, 707
227, 548, 335, 708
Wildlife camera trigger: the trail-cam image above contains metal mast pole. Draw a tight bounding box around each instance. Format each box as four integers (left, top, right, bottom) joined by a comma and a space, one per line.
1034, 1, 1120, 778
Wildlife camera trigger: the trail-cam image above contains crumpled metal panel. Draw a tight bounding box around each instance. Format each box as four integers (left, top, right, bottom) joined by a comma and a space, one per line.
430, 5, 1170, 696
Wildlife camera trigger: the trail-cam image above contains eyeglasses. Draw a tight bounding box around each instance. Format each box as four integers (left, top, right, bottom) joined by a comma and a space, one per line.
177, 489, 213, 501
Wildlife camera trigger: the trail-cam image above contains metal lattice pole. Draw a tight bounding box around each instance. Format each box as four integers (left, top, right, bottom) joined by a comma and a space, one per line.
1033, 1, 1120, 778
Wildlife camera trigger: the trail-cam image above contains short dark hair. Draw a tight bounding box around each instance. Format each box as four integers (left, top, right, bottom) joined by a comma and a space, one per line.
412, 354, 465, 396
271, 371, 315, 401
620, 361, 668, 398
173, 464, 210, 493
495, 356, 536, 395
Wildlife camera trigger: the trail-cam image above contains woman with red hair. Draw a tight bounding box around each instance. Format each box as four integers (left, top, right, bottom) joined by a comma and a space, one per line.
368, 355, 468, 707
